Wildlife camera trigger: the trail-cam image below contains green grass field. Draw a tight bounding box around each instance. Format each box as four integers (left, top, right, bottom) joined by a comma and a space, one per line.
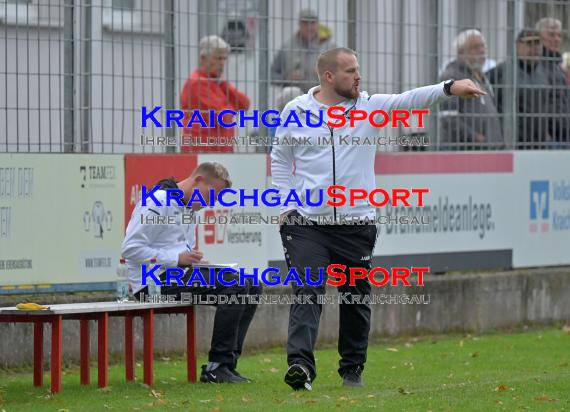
1, 328, 569, 411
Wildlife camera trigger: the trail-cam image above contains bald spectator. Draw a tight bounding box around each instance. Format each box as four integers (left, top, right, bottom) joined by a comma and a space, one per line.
535, 18, 570, 146
180, 36, 250, 153
271, 9, 337, 93
439, 29, 503, 150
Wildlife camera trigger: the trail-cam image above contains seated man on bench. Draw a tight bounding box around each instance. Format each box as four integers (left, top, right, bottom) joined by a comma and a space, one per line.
122, 161, 261, 384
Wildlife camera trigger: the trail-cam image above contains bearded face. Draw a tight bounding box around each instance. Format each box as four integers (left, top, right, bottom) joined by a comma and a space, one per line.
462, 36, 487, 71
331, 53, 361, 100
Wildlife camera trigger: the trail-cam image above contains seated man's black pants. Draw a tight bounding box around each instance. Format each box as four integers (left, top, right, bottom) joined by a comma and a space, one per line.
135, 267, 261, 369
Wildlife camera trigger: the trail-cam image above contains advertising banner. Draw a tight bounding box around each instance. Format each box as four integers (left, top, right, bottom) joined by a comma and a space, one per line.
266, 152, 515, 272
196, 154, 268, 273
0, 154, 124, 288
512, 152, 570, 267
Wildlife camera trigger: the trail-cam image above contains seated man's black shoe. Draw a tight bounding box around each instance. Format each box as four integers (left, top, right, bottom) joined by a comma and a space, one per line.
200, 364, 247, 384
284, 364, 312, 391
229, 368, 251, 383
342, 365, 363, 387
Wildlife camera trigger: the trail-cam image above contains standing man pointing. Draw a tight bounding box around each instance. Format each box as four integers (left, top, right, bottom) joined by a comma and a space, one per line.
271, 47, 485, 391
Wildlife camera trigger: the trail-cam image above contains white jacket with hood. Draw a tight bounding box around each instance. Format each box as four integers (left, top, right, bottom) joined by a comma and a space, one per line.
271, 82, 450, 222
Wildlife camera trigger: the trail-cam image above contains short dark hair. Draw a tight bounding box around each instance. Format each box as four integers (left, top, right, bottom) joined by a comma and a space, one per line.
316, 47, 357, 78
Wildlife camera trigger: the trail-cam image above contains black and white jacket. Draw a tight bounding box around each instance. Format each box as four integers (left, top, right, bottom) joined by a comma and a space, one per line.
271, 82, 449, 222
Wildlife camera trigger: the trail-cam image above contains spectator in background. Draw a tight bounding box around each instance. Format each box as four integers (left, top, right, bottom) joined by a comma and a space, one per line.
269, 86, 304, 138
487, 29, 550, 149
180, 36, 250, 153
562, 52, 570, 86
271, 9, 336, 93
439, 29, 503, 150
535, 17, 570, 146
267, 86, 304, 153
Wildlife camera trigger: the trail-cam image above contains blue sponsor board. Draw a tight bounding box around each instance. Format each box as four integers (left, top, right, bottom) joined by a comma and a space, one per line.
530, 180, 570, 233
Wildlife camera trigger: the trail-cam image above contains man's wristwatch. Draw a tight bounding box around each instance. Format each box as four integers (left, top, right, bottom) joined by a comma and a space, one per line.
443, 79, 455, 96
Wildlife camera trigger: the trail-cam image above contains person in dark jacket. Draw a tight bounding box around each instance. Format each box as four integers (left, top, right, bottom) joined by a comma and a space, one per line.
487, 29, 550, 149
535, 17, 570, 146
439, 29, 504, 150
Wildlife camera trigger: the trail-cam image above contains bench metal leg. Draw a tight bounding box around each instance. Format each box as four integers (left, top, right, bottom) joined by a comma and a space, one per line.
124, 315, 135, 382
80, 319, 90, 385
33, 321, 44, 387
143, 309, 154, 385
187, 307, 197, 383
50, 316, 63, 393
97, 313, 109, 388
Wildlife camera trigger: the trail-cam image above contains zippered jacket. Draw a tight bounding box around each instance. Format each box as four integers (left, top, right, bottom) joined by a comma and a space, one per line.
271, 82, 449, 222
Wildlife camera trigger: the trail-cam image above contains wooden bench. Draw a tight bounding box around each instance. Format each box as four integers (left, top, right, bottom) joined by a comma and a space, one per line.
0, 302, 197, 393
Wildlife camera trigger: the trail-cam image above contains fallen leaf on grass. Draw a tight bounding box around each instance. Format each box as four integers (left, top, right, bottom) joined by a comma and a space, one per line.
199, 399, 211, 404
305, 400, 318, 404
153, 399, 167, 406
496, 384, 509, 392
242, 395, 253, 402
216, 394, 224, 402
471, 351, 480, 358
558, 362, 568, 368
398, 387, 412, 395
459, 340, 464, 347
161, 356, 171, 361
57, 409, 70, 412
366, 394, 375, 399
338, 396, 349, 401
534, 395, 555, 401
150, 389, 163, 398
263, 358, 272, 363
211, 408, 221, 412
269, 367, 279, 373
495, 400, 503, 405
387, 348, 399, 352
350, 400, 359, 404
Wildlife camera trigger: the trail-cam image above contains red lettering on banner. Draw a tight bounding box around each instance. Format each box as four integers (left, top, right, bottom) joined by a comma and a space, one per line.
203, 209, 229, 245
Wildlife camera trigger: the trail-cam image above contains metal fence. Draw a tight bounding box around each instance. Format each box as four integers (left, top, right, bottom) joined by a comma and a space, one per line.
1, 0, 569, 153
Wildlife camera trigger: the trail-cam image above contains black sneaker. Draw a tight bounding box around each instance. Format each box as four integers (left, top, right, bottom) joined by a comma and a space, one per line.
200, 364, 247, 384
284, 364, 312, 391
342, 366, 363, 387
229, 368, 251, 383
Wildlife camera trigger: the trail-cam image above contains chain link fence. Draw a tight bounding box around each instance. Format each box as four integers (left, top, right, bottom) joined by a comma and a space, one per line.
1, 0, 569, 153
